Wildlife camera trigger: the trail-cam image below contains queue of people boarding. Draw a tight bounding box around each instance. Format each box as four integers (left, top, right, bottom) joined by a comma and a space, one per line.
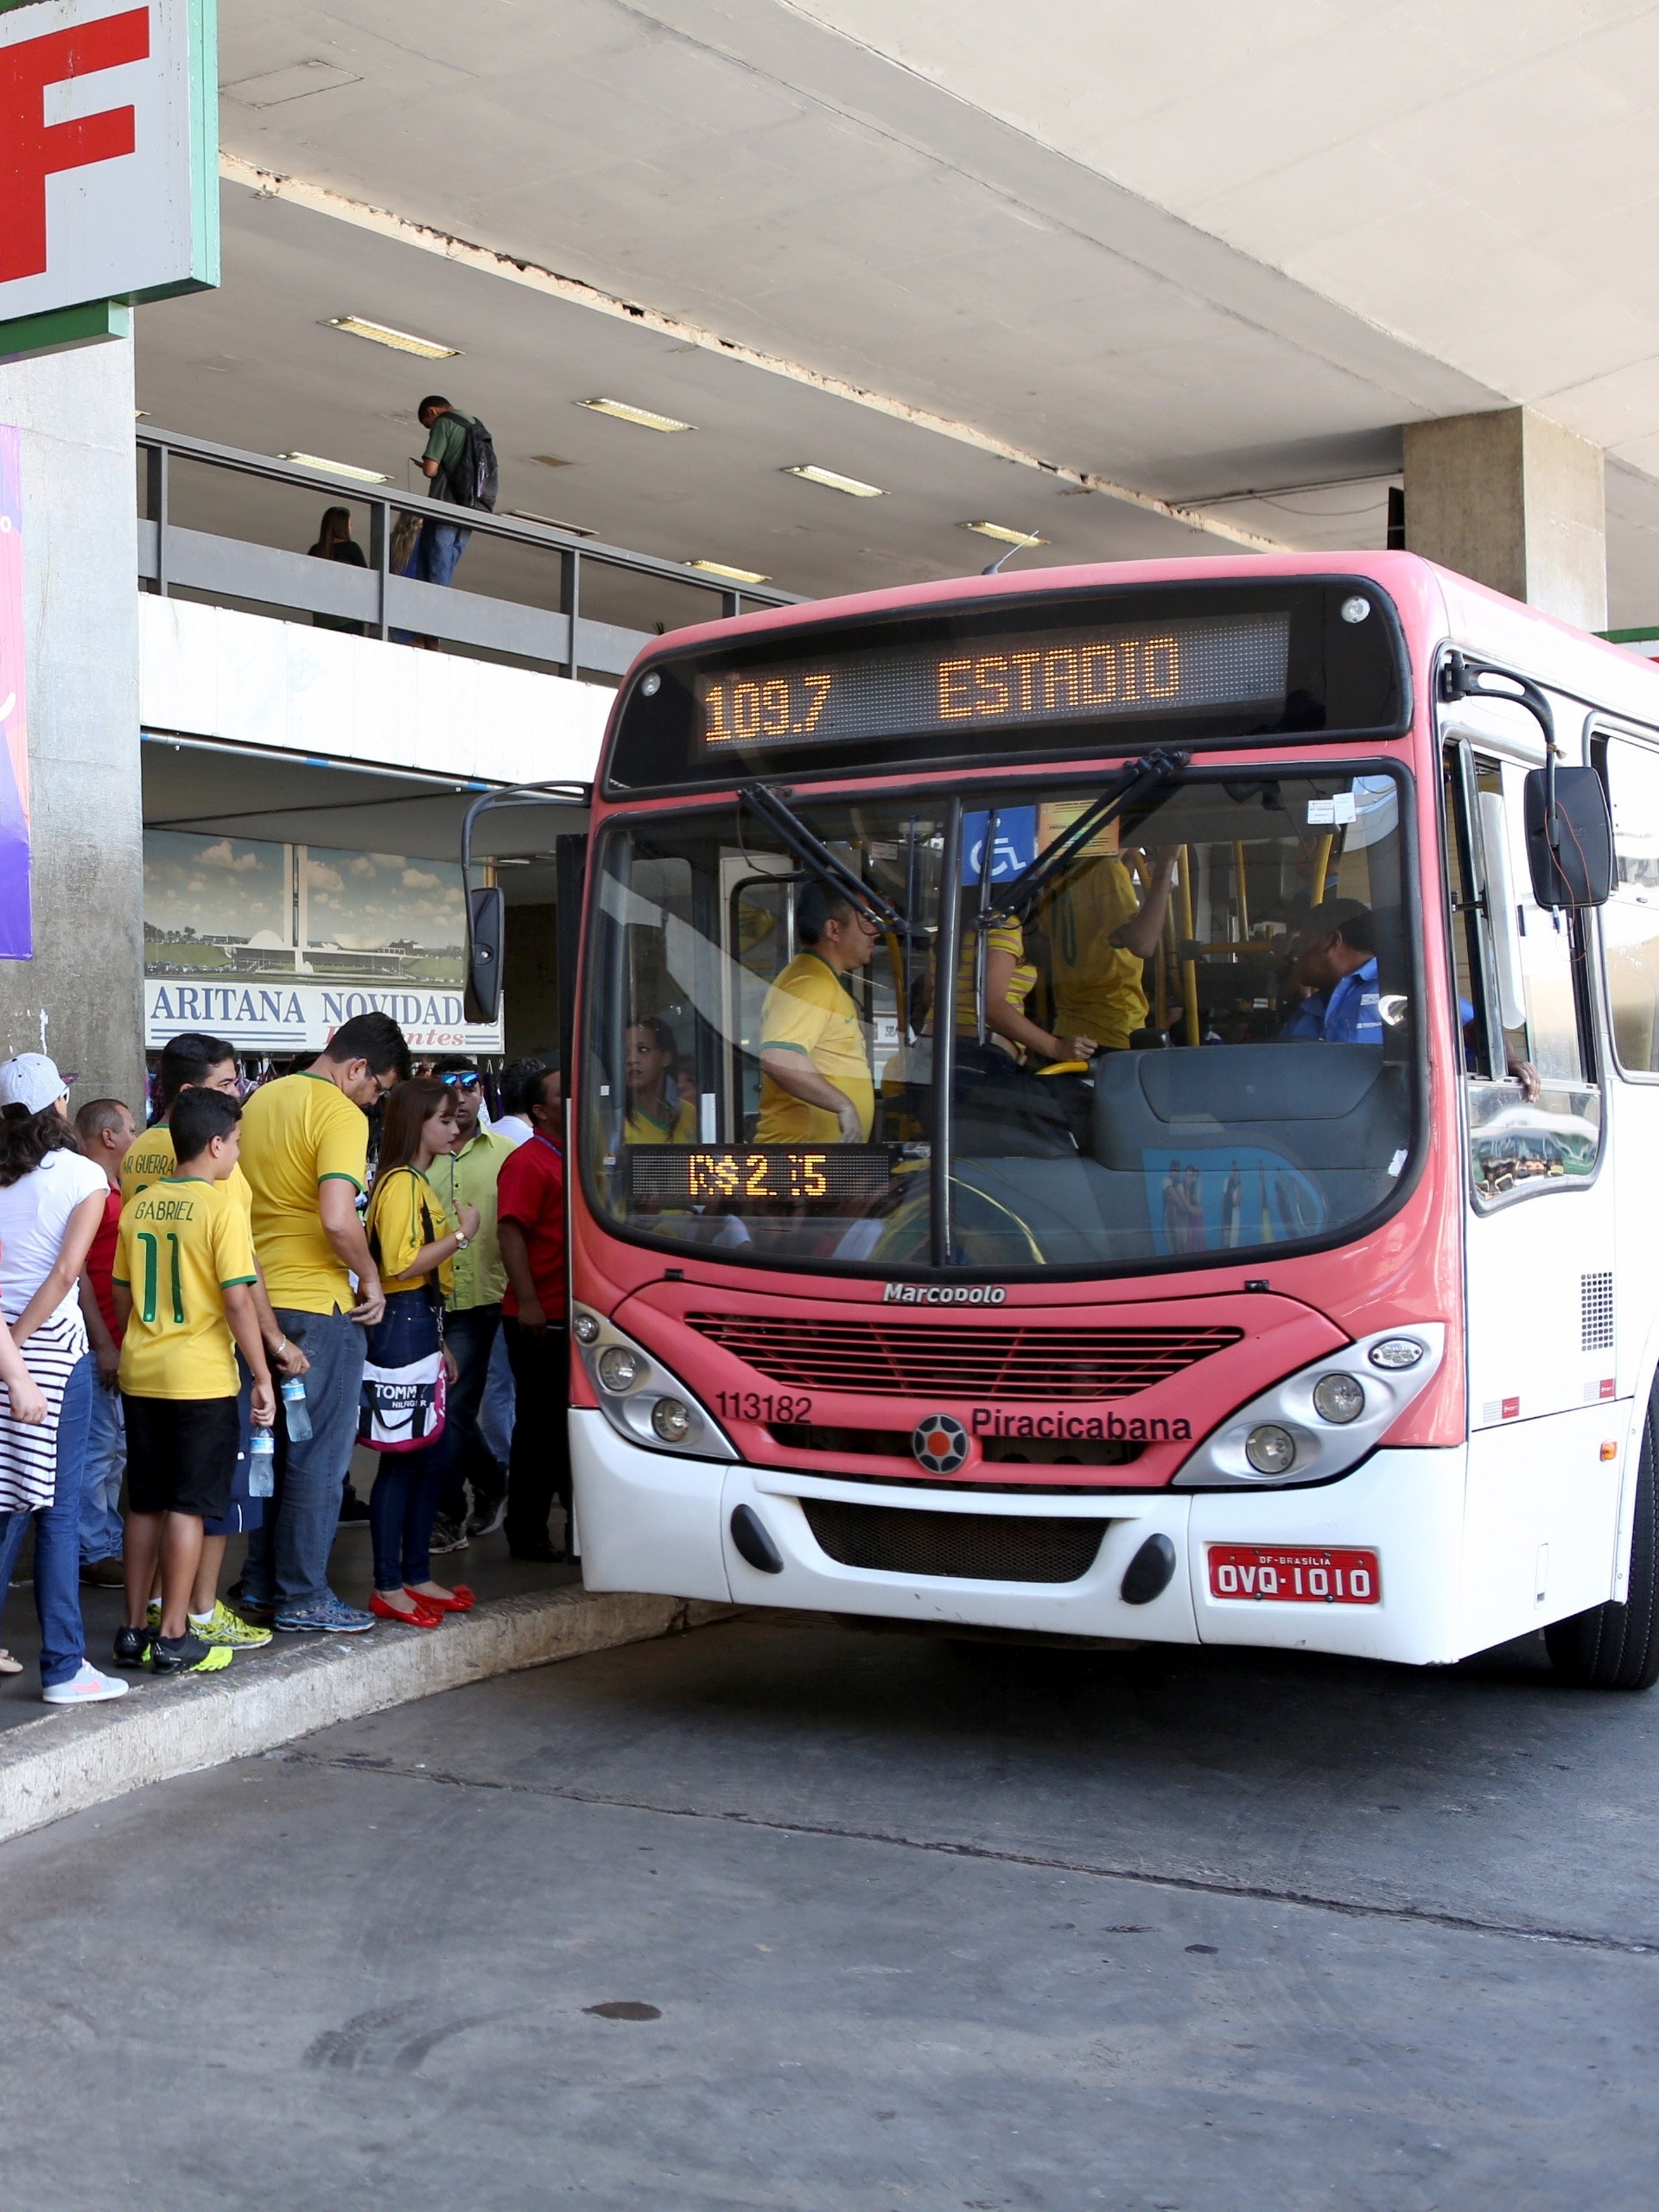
0, 1021, 570, 1702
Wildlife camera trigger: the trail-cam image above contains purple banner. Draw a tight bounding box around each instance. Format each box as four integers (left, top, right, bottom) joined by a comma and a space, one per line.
0, 423, 29, 959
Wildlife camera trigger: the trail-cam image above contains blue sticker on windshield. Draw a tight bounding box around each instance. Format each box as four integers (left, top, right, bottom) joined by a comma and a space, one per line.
1142, 1148, 1327, 1255
962, 807, 1038, 887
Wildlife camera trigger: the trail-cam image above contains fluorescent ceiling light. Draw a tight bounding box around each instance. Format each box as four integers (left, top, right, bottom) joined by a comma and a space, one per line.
963, 521, 1047, 547
280, 452, 391, 483
785, 463, 884, 498
327, 315, 459, 359
688, 557, 771, 584
508, 510, 596, 537
578, 397, 693, 433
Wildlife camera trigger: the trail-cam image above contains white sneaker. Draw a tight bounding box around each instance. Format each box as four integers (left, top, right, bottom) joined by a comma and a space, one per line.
41, 1662, 130, 1705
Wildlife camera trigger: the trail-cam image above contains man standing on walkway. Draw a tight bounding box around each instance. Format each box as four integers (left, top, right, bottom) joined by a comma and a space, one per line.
494, 1065, 571, 1563
73, 1096, 137, 1591
234, 1012, 410, 1633
426, 1062, 515, 1551
416, 395, 493, 593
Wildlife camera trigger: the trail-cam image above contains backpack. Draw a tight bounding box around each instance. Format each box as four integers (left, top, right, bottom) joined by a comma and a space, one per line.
449, 412, 498, 512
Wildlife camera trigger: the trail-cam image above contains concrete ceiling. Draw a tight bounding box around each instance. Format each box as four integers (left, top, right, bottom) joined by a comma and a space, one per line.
129, 0, 1659, 617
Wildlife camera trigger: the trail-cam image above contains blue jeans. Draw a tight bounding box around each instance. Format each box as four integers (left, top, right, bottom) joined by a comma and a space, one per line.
417, 517, 470, 588
0, 1353, 94, 1688
79, 1376, 125, 1564
479, 1319, 515, 1466
371, 1436, 452, 1591
238, 1308, 365, 1613
437, 1304, 505, 1522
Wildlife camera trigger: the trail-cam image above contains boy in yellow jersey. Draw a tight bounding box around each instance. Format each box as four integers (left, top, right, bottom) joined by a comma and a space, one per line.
123, 1033, 307, 1647
111, 1091, 276, 1675
123, 1032, 308, 1387
755, 882, 878, 1144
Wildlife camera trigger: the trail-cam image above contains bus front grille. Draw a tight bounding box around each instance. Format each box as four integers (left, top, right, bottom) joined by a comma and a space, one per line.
799, 1498, 1108, 1583
688, 1315, 1241, 1400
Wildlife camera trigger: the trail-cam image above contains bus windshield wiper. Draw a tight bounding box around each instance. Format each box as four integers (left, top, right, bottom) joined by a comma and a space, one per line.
979, 747, 1188, 928
740, 780, 923, 938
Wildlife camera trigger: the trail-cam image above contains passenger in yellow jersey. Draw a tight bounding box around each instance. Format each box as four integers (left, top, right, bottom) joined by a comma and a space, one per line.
623, 1018, 698, 1144
1039, 846, 1179, 1052
122, 1033, 308, 1650
756, 880, 879, 1144
952, 913, 1099, 1066
111, 1090, 275, 1677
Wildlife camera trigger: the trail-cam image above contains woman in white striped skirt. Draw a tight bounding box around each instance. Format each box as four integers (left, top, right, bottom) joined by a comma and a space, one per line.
0, 1057, 130, 1704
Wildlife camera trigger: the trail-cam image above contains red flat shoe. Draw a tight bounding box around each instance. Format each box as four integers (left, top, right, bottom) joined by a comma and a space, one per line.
371, 1591, 442, 1628
405, 1584, 474, 1613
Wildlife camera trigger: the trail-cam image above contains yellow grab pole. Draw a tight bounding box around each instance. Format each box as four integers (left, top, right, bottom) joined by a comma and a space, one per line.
1178, 846, 1200, 1046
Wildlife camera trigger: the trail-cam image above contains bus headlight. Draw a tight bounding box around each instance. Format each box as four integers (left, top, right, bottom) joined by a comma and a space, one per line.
597, 1344, 647, 1394
1173, 1325, 1446, 1489
1311, 1373, 1365, 1424
574, 1306, 736, 1462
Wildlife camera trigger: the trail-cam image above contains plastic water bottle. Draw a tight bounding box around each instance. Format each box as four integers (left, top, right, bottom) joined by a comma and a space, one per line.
281, 1375, 313, 1441
248, 1426, 276, 1498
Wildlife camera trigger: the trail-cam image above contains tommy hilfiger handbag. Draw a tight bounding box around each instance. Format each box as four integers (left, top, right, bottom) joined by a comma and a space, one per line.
358, 1179, 448, 1452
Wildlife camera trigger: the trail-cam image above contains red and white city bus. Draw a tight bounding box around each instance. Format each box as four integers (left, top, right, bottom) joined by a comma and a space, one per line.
562, 551, 1659, 1689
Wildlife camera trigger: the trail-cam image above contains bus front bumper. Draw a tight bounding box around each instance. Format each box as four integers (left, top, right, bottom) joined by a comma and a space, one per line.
571, 1412, 1469, 1665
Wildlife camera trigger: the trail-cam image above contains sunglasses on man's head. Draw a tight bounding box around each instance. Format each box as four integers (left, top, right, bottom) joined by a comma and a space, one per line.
440, 1071, 482, 1091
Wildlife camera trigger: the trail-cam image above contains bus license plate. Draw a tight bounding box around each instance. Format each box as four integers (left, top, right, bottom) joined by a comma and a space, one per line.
1207, 1545, 1380, 1605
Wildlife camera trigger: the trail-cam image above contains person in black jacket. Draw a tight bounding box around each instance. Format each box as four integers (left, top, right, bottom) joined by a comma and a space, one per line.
308, 505, 367, 635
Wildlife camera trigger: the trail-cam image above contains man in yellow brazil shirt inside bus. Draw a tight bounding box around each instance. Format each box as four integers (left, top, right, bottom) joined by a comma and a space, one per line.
1039, 845, 1179, 1052
755, 880, 878, 1144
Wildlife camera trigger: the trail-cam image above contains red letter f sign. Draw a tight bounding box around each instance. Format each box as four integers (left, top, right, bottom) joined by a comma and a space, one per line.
0, 6, 150, 285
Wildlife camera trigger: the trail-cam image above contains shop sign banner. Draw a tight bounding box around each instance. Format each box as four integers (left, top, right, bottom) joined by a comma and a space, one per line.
0, 0, 219, 323
0, 425, 29, 959
143, 981, 505, 1056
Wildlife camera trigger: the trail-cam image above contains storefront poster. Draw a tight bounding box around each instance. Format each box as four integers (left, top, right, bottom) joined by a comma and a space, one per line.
143, 828, 502, 1052
0, 424, 29, 959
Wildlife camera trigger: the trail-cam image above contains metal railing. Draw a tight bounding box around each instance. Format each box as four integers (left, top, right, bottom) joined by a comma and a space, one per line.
137, 427, 803, 680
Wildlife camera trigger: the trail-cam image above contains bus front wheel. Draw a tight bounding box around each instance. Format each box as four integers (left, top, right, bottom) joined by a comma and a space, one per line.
1545, 1389, 1659, 1692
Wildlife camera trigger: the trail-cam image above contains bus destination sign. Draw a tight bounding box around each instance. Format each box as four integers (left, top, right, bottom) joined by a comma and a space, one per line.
697, 612, 1289, 751
620, 1143, 895, 1209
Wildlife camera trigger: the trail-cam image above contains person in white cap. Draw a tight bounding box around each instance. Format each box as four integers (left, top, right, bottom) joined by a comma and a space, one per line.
0, 1054, 129, 1703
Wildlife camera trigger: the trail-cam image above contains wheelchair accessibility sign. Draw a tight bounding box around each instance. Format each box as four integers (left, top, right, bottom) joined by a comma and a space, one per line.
962, 806, 1038, 886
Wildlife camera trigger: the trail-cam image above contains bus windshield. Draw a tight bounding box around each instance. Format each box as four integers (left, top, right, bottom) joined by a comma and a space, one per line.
581, 764, 1418, 1276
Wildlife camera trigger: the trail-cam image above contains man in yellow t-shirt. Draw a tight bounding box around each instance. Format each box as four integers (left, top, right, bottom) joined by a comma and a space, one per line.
232, 1011, 410, 1633
756, 881, 878, 1144
112, 1090, 275, 1676
1040, 847, 1179, 1052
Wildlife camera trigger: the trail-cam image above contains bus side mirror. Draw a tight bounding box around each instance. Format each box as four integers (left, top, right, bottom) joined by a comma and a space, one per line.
1522, 767, 1614, 908
466, 885, 506, 1024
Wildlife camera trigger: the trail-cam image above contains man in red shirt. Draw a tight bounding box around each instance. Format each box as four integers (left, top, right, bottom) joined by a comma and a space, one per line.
494, 1066, 570, 1561
73, 1097, 137, 1587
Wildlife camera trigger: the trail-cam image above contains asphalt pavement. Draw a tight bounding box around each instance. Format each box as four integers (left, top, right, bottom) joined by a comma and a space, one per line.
0, 1611, 1653, 2210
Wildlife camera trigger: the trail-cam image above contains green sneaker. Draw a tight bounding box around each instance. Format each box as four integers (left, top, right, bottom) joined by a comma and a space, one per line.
189, 1600, 272, 1650
146, 1599, 161, 1632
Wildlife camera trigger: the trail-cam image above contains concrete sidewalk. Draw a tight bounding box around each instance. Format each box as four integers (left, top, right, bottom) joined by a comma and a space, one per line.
0, 1583, 729, 1848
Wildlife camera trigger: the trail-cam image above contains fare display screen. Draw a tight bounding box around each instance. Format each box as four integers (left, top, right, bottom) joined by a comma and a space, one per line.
697, 613, 1289, 752
620, 1144, 896, 1209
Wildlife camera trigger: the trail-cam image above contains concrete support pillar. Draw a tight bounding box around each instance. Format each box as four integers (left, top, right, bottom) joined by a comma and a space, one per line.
1403, 406, 1606, 632
0, 337, 144, 1108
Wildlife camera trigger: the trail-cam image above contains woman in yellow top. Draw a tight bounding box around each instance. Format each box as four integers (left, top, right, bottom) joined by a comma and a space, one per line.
953, 914, 1098, 1067
363, 1077, 480, 1627
624, 1018, 697, 1143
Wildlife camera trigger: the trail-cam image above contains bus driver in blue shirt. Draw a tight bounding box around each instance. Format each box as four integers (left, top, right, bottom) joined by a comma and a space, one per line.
1281, 900, 1383, 1045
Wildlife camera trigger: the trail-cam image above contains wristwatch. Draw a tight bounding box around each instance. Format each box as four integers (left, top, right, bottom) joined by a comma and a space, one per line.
454, 1230, 471, 1250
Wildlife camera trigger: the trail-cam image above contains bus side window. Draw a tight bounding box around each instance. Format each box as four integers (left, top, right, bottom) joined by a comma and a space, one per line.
1441, 744, 1495, 1075
1446, 744, 1602, 1198
1600, 735, 1659, 1075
